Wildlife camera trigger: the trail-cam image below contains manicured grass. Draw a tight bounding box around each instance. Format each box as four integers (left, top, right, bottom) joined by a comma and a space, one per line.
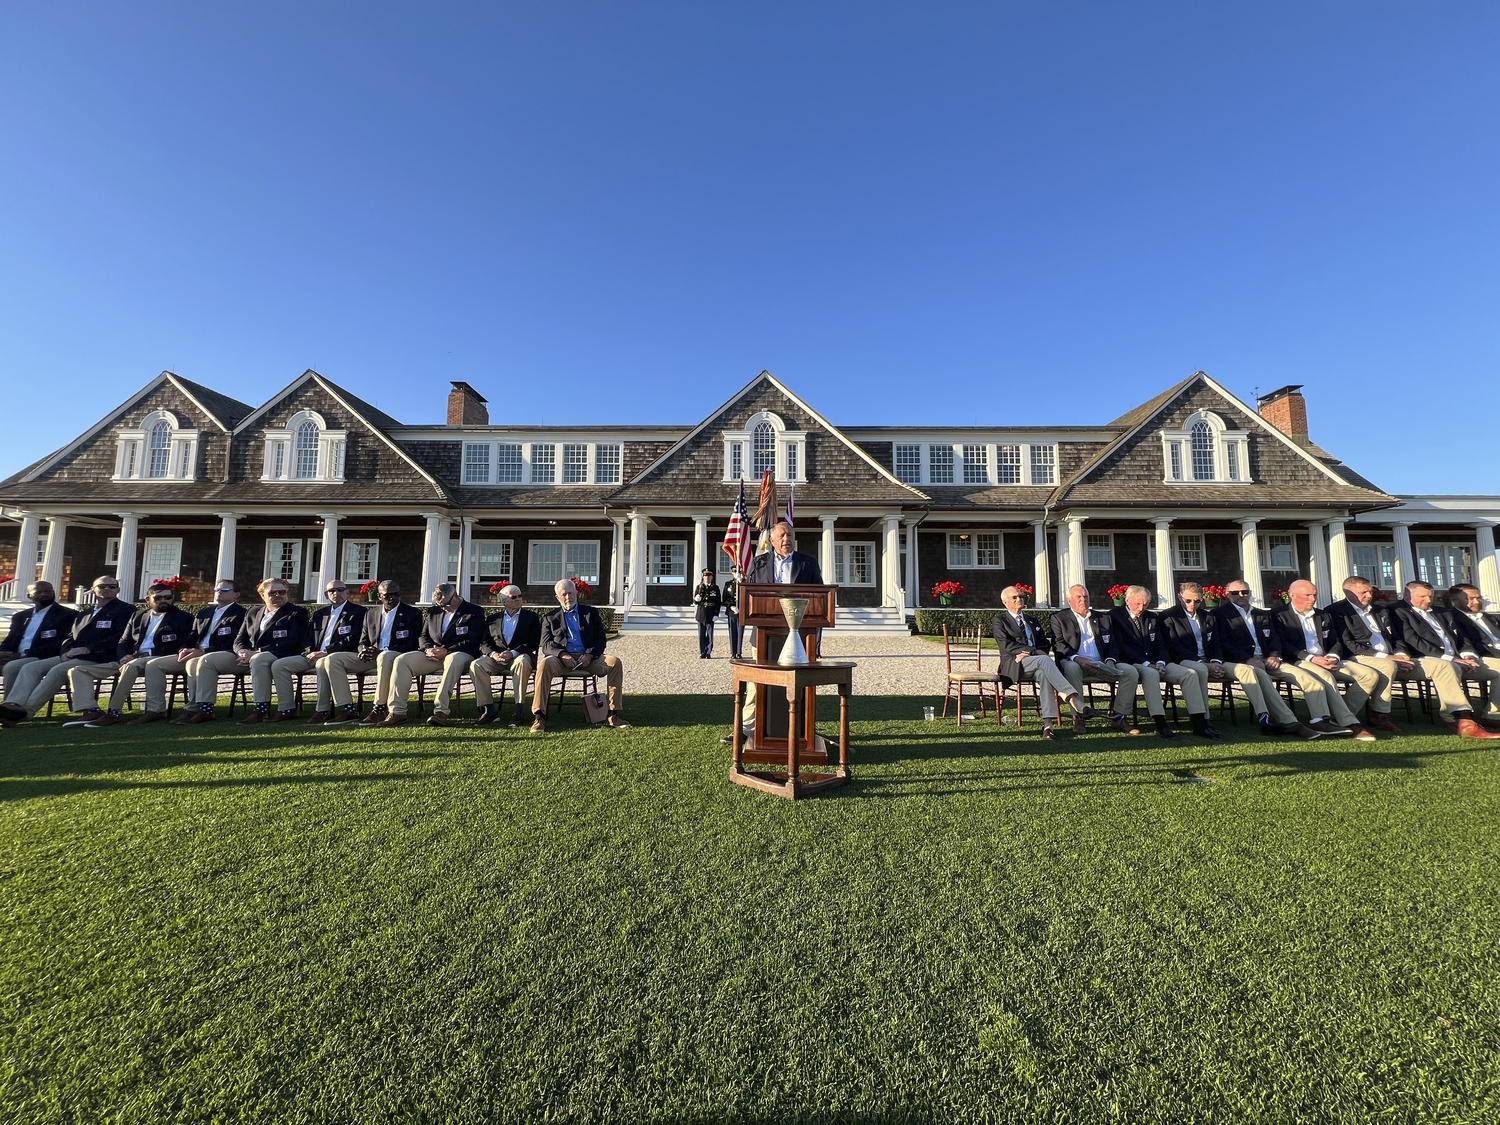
2, 699, 1497, 1122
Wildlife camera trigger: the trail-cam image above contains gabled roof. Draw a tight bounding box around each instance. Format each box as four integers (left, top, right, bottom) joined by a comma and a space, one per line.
16, 371, 255, 484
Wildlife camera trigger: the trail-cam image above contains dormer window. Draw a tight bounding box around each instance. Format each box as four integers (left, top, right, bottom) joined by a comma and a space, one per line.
722, 411, 807, 483
262, 409, 348, 482
114, 410, 200, 482
1161, 410, 1249, 484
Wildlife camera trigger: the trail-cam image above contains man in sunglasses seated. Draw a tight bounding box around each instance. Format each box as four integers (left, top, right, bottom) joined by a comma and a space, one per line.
232, 578, 311, 724
86, 582, 195, 725
0, 581, 76, 709
0, 575, 135, 723
327, 580, 425, 726
278, 579, 366, 725
173, 579, 250, 724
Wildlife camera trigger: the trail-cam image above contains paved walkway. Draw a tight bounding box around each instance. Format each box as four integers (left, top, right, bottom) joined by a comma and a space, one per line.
606, 633, 948, 695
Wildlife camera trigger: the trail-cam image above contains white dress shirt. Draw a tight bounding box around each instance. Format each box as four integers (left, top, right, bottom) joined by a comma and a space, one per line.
1466, 611, 1500, 649
139, 612, 165, 655
501, 609, 519, 645
206, 603, 231, 637
380, 608, 397, 649
774, 553, 793, 584
17, 607, 50, 655
321, 604, 344, 649
1230, 602, 1261, 657
1352, 603, 1391, 655
1073, 612, 1100, 661
1413, 607, 1457, 659
1294, 609, 1324, 657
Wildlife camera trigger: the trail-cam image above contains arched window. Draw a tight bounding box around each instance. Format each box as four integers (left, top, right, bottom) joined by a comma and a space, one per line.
1190, 419, 1215, 481
752, 421, 776, 477
147, 419, 173, 478
295, 420, 320, 479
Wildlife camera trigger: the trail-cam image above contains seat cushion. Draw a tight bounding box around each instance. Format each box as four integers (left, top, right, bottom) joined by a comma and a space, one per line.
948, 670, 1001, 682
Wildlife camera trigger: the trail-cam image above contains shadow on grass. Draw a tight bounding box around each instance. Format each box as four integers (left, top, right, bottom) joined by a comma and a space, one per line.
0, 771, 422, 801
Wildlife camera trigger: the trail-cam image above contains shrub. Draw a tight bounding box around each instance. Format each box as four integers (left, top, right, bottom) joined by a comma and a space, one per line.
915, 607, 1060, 641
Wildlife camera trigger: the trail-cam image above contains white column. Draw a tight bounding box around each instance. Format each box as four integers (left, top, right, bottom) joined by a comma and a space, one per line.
1056, 526, 1069, 610
214, 512, 240, 583
316, 513, 341, 603
1392, 522, 1415, 591
883, 516, 902, 608
1327, 520, 1350, 591
629, 512, 648, 609
40, 517, 68, 593
1153, 519, 1174, 609
115, 513, 141, 601
692, 515, 710, 585
903, 518, 921, 608
1473, 523, 1500, 611
1239, 518, 1263, 608
1308, 522, 1331, 606
819, 516, 837, 581
609, 516, 626, 605
1066, 517, 1086, 592
419, 512, 445, 598
1031, 519, 1050, 608
15, 514, 41, 587
456, 517, 475, 601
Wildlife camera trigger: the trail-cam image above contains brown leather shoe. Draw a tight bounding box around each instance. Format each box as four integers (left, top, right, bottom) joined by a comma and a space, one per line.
265, 709, 296, 723
181, 710, 215, 725
85, 713, 123, 727
239, 711, 267, 725
606, 713, 631, 729
1309, 719, 1354, 737
130, 711, 168, 725
426, 712, 449, 727
79, 708, 105, 722
1456, 717, 1500, 739
1367, 712, 1401, 734
380, 712, 408, 726
530, 714, 547, 733
306, 711, 330, 725
1347, 725, 1376, 742
359, 706, 388, 726
1040, 724, 1055, 740
1071, 713, 1087, 735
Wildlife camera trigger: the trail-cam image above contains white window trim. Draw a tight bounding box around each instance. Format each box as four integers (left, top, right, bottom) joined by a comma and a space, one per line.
946, 531, 1005, 570
1160, 411, 1250, 485
914, 441, 1057, 486
105, 537, 121, 567
1257, 533, 1299, 572
1146, 532, 1208, 571
340, 539, 380, 583
722, 411, 808, 484
642, 539, 689, 585
835, 540, 879, 587
114, 410, 201, 482
264, 538, 304, 583
468, 538, 515, 583
526, 539, 603, 585
261, 410, 348, 483
1083, 532, 1115, 570
459, 440, 622, 486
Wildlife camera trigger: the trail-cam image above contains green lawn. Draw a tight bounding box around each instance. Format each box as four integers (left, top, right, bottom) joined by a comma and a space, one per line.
2, 698, 1497, 1123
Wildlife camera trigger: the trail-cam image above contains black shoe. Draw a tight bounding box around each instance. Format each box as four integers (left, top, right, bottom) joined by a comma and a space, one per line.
476, 705, 499, 725
1156, 722, 1176, 739
1279, 722, 1322, 740
1040, 724, 1055, 740
1074, 704, 1100, 720
509, 710, 527, 729
1193, 719, 1223, 741
1258, 713, 1273, 735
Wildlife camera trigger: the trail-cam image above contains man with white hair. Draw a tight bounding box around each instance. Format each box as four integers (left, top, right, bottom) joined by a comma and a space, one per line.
1051, 584, 1141, 734
531, 578, 628, 731
384, 582, 485, 726
1270, 579, 1373, 740
992, 584, 1098, 739
1388, 580, 1500, 739
471, 584, 541, 727
1105, 584, 1177, 739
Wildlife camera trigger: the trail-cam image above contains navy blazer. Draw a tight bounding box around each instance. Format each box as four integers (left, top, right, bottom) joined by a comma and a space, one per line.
120, 607, 196, 658
1211, 603, 1279, 663
423, 599, 487, 655
1109, 605, 1165, 665
306, 601, 367, 655
722, 577, 740, 617
189, 602, 248, 652
540, 603, 608, 660
692, 582, 722, 624
1326, 599, 1400, 659
1, 603, 77, 659
235, 603, 312, 659
360, 603, 426, 654
1159, 606, 1221, 664
61, 599, 136, 663
1048, 608, 1119, 663
482, 607, 542, 659
745, 550, 823, 585
1270, 605, 1339, 662
1450, 609, 1500, 658
991, 609, 1051, 684
1388, 602, 1469, 660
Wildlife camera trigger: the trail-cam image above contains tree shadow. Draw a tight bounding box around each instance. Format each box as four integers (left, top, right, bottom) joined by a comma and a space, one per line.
0, 771, 423, 802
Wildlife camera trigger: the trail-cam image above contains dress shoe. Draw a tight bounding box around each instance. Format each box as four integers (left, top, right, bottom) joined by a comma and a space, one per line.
606, 713, 631, 729
509, 710, 528, 729
1155, 722, 1176, 739
265, 709, 297, 723
1071, 714, 1087, 735
1191, 716, 1223, 740
179, 710, 215, 725
426, 712, 449, 727
1455, 717, 1500, 739
1347, 724, 1376, 742
130, 711, 168, 725
1040, 724, 1055, 740
239, 711, 267, 725
1367, 712, 1401, 734
380, 712, 409, 727
1476, 714, 1500, 733
324, 710, 359, 726
79, 708, 105, 722
85, 713, 123, 727
1074, 704, 1100, 720
1110, 714, 1141, 734
360, 706, 388, 726
476, 705, 499, 725
306, 711, 330, 725
1277, 722, 1322, 740
531, 714, 547, 733
1309, 719, 1354, 737
0, 702, 26, 720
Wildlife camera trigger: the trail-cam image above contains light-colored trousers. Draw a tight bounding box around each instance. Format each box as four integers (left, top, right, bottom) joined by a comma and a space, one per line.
246, 651, 298, 711
321, 651, 386, 710
8, 656, 110, 717
1211, 660, 1300, 727
1289, 660, 1363, 726
187, 650, 244, 707
390, 651, 474, 715
1476, 656, 1500, 713
2, 655, 47, 701
108, 653, 185, 714
532, 653, 624, 715
1165, 661, 1210, 715
1059, 658, 1139, 716
271, 654, 327, 712
471, 653, 535, 709
1344, 654, 1398, 713
1016, 653, 1082, 721
67, 661, 123, 714
1414, 656, 1500, 720
1125, 664, 1168, 718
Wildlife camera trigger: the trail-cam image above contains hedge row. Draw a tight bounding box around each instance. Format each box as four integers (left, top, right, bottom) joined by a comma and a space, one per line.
914, 607, 1060, 640
163, 603, 616, 632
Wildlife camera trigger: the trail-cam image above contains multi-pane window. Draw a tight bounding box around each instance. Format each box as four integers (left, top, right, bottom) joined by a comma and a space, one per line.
1085, 534, 1113, 569
834, 543, 875, 586
1417, 543, 1473, 589
975, 533, 1002, 567
295, 421, 320, 479
1191, 421, 1215, 481
148, 420, 172, 479
266, 540, 301, 582
894, 445, 922, 484
473, 540, 513, 582
463, 443, 491, 484
1030, 444, 1056, 485
529, 540, 601, 585
1258, 534, 1296, 571
1169, 444, 1182, 481
273, 443, 285, 479
342, 540, 379, 582
1175, 533, 1204, 570
730, 443, 743, 480
929, 445, 955, 484
785, 443, 798, 481
496, 443, 523, 483
1349, 543, 1396, 589
563, 444, 589, 484
647, 542, 686, 584
962, 445, 988, 484
753, 423, 776, 477
126, 443, 139, 478
997, 445, 1022, 484
946, 532, 1002, 568
1227, 442, 1241, 481
595, 445, 621, 484
531, 444, 556, 483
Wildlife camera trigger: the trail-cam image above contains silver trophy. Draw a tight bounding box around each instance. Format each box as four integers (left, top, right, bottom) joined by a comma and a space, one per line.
777, 597, 811, 666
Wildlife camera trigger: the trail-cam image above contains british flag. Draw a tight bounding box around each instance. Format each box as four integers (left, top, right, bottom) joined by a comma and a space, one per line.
721, 480, 753, 574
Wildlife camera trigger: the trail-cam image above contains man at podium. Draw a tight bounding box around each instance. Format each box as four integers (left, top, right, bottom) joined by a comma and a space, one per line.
746, 522, 822, 585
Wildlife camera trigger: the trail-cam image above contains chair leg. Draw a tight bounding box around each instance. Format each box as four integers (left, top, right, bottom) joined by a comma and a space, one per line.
956, 680, 963, 727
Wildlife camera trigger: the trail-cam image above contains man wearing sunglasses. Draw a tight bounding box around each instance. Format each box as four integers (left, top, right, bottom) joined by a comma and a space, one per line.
86, 582, 195, 726
1210, 580, 1322, 739
339, 580, 425, 726
471, 584, 541, 727
174, 579, 249, 723
0, 582, 76, 708
231, 578, 311, 724
0, 575, 134, 723
279, 580, 366, 725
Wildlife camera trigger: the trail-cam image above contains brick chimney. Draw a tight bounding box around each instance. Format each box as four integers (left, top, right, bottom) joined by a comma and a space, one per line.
1256, 384, 1308, 446
447, 381, 489, 425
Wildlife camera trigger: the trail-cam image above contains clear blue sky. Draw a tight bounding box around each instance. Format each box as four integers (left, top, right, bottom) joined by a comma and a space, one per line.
2, 4, 1496, 492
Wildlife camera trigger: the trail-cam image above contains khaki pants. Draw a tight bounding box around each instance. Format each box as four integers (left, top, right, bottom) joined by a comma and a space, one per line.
390, 650, 474, 715
1460, 658, 1500, 714
321, 651, 379, 710
1126, 663, 1168, 718
108, 653, 185, 714
187, 650, 245, 707
7, 655, 76, 717
1343, 655, 1395, 714
1166, 661, 1210, 715
271, 654, 320, 712
63, 660, 122, 714
471, 653, 535, 710
2, 655, 47, 702
1215, 660, 1300, 727
1414, 656, 1473, 719
1013, 653, 1083, 721
1060, 658, 1139, 715
1291, 660, 1363, 726
246, 651, 298, 711
532, 653, 624, 716
1475, 656, 1500, 713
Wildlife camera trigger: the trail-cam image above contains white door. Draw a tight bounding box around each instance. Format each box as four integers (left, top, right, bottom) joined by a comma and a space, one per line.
139, 538, 183, 599
305, 539, 324, 599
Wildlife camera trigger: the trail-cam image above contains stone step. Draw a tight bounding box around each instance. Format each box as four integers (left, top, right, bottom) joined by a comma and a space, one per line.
618, 604, 912, 635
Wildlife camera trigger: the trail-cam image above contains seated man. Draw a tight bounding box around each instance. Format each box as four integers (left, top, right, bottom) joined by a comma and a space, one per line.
1106, 585, 1176, 739
1050, 584, 1141, 734
1270, 580, 1373, 740
1325, 576, 1405, 734
320, 580, 425, 727
1, 575, 134, 724
277, 579, 366, 725
1210, 581, 1320, 739
1158, 582, 1223, 740
233, 578, 312, 724
470, 585, 541, 727
173, 579, 250, 724
87, 582, 195, 725
0, 582, 76, 712
532, 579, 628, 732
1447, 584, 1500, 713
386, 583, 485, 726
1388, 580, 1500, 739
991, 584, 1097, 740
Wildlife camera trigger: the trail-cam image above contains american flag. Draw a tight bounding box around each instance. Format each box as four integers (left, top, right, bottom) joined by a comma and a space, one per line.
722, 480, 753, 574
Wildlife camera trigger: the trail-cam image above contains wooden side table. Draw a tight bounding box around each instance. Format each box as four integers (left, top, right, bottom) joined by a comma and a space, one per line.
729, 659, 854, 800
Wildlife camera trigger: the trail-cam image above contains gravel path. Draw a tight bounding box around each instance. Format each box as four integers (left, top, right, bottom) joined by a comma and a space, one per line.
605, 633, 948, 696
